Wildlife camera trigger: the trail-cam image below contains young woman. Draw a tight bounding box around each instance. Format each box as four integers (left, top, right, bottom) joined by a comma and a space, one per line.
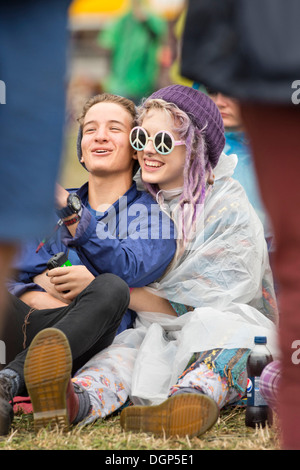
25, 85, 278, 438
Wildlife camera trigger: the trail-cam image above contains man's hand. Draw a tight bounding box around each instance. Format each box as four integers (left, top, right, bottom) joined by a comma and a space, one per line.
55, 183, 80, 236
47, 265, 95, 302
55, 183, 69, 209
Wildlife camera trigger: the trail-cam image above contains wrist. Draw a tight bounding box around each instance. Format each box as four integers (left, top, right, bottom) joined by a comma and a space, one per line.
56, 193, 82, 219
63, 214, 81, 226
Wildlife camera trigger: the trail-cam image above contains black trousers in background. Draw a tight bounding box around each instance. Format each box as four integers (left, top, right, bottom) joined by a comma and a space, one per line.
1, 274, 130, 392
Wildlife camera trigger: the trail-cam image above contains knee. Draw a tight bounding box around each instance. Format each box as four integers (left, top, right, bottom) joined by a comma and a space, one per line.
88, 273, 130, 309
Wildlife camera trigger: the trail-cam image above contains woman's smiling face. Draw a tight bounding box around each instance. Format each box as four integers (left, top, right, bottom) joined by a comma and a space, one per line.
137, 109, 186, 191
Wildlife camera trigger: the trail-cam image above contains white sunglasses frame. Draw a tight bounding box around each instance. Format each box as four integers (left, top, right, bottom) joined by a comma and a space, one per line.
130, 126, 185, 155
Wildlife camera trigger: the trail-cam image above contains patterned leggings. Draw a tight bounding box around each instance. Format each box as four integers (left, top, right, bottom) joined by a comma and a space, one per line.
72, 358, 244, 425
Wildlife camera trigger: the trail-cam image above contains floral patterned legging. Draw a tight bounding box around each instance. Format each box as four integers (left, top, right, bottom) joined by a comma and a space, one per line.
72, 359, 244, 425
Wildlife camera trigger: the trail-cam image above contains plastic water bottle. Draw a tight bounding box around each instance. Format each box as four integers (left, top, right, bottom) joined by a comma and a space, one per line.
245, 336, 273, 428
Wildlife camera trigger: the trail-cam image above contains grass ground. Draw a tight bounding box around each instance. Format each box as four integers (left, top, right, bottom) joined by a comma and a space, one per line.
0, 406, 280, 451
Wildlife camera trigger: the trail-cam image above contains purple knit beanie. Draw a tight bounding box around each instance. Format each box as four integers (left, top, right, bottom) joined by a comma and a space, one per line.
147, 85, 225, 168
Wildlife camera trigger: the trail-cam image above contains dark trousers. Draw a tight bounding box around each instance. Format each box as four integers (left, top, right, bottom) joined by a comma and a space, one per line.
1, 274, 129, 392
241, 103, 300, 450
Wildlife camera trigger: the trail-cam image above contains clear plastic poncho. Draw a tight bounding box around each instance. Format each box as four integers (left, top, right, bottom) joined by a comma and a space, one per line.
76, 152, 278, 407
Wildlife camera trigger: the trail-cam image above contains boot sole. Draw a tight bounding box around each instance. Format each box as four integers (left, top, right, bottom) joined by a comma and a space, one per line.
24, 328, 72, 431
120, 393, 219, 438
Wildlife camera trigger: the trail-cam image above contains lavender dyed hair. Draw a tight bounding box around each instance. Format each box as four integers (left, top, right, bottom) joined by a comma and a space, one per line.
137, 98, 214, 243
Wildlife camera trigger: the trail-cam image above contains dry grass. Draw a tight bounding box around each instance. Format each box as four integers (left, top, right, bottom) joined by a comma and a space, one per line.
0, 406, 280, 451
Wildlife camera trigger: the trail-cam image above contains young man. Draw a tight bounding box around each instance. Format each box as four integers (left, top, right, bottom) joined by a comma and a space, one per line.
0, 93, 176, 435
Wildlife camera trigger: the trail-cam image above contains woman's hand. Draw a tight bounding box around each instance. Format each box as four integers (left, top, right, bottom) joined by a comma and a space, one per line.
33, 270, 69, 303
20, 290, 69, 310
47, 265, 95, 302
129, 287, 177, 316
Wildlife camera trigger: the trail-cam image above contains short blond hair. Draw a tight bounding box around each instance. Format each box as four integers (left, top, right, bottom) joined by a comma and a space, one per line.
78, 93, 136, 127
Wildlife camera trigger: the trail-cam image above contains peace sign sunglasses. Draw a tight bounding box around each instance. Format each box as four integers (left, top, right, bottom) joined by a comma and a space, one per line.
130, 126, 185, 156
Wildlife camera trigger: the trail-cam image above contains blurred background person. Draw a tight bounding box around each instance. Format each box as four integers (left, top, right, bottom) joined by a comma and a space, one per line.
167, 3, 193, 88
0, 1, 71, 328
98, 0, 167, 104
0, 1, 71, 434
181, 0, 300, 450
206, 88, 273, 251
